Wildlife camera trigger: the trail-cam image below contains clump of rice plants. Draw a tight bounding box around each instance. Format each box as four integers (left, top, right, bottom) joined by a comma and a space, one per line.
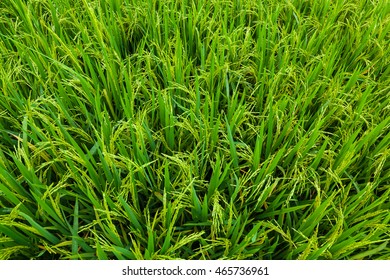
0, 0, 389, 260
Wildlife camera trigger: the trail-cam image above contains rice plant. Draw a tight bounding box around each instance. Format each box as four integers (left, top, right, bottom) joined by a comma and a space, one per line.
0, 0, 389, 260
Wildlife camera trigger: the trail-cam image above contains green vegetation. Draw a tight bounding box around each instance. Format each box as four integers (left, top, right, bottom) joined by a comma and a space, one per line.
0, 0, 389, 260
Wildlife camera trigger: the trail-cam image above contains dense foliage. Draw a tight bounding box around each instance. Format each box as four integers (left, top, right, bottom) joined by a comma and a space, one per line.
0, 0, 389, 259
